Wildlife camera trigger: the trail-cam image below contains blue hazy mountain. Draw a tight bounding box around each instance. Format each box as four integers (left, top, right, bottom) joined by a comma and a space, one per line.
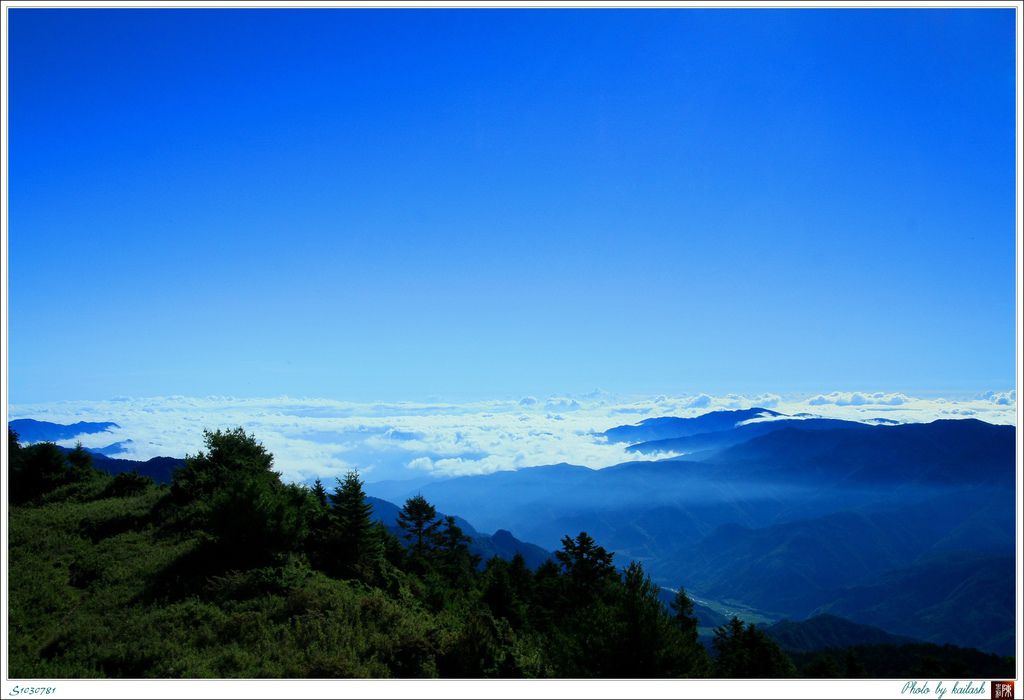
55, 446, 185, 484
602, 408, 782, 444
812, 552, 1015, 656
386, 420, 1014, 548
708, 419, 1014, 485
83, 440, 134, 457
366, 496, 550, 569
9, 418, 119, 443
765, 614, 917, 652
362, 475, 439, 504
370, 414, 1016, 656
652, 484, 1015, 614
625, 417, 869, 455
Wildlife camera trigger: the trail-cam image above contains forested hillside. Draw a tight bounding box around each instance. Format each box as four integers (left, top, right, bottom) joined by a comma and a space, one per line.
8, 427, 715, 678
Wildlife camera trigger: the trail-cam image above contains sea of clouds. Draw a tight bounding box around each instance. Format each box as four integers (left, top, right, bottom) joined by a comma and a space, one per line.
8, 390, 1017, 484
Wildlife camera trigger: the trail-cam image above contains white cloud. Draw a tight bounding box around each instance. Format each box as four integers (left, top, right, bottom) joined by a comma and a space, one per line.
8, 389, 1015, 484
684, 394, 713, 409
808, 391, 909, 407
544, 397, 581, 411
750, 393, 782, 408
980, 390, 1016, 406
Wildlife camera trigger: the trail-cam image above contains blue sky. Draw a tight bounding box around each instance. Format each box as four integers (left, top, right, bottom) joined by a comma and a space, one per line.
7, 8, 1018, 404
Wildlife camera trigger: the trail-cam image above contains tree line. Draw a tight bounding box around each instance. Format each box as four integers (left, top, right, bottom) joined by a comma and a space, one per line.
7, 426, 799, 678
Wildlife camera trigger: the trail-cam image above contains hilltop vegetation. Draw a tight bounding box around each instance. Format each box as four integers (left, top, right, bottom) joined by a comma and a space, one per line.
7, 427, 1013, 679
7, 427, 721, 678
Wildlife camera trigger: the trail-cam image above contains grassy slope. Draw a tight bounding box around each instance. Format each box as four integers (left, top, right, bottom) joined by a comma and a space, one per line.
8, 481, 457, 678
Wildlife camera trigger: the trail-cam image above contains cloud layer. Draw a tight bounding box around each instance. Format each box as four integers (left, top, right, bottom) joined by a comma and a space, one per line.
8, 390, 1016, 484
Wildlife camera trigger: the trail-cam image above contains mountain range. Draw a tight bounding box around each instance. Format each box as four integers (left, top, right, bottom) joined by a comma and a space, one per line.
602, 408, 782, 444
366, 410, 1017, 655
765, 613, 916, 652
9, 418, 119, 443
54, 446, 184, 484
9, 409, 1017, 656
365, 496, 551, 570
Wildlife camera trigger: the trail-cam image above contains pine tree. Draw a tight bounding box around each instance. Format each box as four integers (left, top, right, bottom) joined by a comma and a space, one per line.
555, 531, 616, 594
712, 616, 795, 678
397, 494, 441, 565
171, 428, 278, 504
436, 515, 476, 588
615, 561, 668, 677
667, 586, 709, 677
167, 428, 310, 568
670, 586, 700, 644
67, 441, 93, 478
713, 617, 750, 677
311, 478, 328, 507
13, 442, 69, 503
329, 471, 378, 577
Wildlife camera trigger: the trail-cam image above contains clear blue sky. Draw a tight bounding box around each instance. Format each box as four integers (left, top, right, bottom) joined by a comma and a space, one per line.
7, 8, 1018, 403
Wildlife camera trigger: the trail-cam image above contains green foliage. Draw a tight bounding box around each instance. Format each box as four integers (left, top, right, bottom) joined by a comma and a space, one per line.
164, 428, 314, 570
322, 471, 381, 580
170, 428, 278, 505
435, 516, 477, 589
203, 476, 311, 568
396, 495, 441, 567
67, 442, 94, 479
671, 586, 700, 642
790, 643, 1013, 678
9, 439, 78, 504
8, 427, 22, 459
713, 616, 796, 678
667, 586, 709, 677
481, 555, 531, 630
103, 471, 154, 498
555, 531, 617, 599
612, 562, 676, 676
311, 478, 328, 508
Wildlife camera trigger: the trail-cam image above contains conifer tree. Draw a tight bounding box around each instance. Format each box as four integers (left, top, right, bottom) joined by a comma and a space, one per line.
67, 441, 94, 478
329, 470, 378, 577
12, 442, 69, 503
171, 428, 278, 504
615, 561, 669, 677
712, 616, 795, 678
555, 531, 616, 594
667, 586, 709, 677
436, 515, 476, 587
311, 478, 328, 507
670, 586, 700, 644
397, 494, 441, 564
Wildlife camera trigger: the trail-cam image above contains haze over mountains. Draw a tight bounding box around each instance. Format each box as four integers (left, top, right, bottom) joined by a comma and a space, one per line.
366, 409, 1017, 655
8, 405, 1018, 656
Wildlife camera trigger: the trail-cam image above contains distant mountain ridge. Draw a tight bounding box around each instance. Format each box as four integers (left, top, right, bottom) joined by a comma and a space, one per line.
625, 417, 870, 455
372, 412, 1016, 656
10, 418, 119, 443
765, 614, 917, 652
55, 446, 184, 484
12, 411, 1016, 656
709, 419, 1014, 485
366, 496, 551, 569
812, 552, 1015, 655
602, 408, 782, 444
